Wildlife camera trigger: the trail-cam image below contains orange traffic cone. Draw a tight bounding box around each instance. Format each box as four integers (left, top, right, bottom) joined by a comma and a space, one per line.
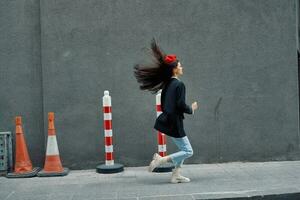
38, 112, 69, 177
6, 116, 40, 178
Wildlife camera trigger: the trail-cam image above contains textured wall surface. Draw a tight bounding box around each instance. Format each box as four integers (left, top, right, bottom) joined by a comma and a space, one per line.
0, 0, 44, 166
0, 0, 299, 169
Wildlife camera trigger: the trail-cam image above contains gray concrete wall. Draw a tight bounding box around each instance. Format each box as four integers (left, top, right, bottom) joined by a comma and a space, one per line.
0, 0, 299, 169
0, 0, 44, 166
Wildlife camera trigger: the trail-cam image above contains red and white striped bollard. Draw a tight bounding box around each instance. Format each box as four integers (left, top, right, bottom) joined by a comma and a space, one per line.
153, 89, 174, 172
156, 90, 167, 157
96, 90, 124, 173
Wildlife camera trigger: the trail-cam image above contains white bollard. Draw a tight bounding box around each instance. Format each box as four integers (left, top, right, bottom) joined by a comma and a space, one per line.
96, 90, 124, 174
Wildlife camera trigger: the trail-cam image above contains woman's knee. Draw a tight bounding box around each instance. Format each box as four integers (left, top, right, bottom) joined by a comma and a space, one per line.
185, 149, 193, 158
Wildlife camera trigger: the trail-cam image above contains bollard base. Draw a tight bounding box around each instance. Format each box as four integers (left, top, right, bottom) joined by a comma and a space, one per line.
153, 163, 175, 173
6, 167, 40, 178
37, 168, 69, 177
96, 163, 124, 174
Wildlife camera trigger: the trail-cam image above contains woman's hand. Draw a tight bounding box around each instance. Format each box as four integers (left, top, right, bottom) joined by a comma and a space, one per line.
192, 102, 198, 113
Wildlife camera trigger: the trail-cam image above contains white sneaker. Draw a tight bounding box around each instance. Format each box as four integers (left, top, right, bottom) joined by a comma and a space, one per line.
148, 153, 162, 172
171, 167, 191, 183
148, 153, 168, 172
153, 153, 161, 160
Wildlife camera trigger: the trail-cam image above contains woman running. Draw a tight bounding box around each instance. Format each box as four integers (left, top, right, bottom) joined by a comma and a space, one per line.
133, 39, 198, 183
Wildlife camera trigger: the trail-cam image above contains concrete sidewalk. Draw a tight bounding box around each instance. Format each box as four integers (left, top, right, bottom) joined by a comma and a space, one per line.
0, 161, 300, 200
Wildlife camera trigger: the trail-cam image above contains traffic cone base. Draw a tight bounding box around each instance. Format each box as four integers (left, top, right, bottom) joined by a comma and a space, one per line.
37, 167, 69, 177
96, 163, 124, 174
6, 167, 40, 178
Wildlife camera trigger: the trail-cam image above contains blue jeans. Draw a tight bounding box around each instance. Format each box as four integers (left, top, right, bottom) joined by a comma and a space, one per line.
169, 136, 193, 168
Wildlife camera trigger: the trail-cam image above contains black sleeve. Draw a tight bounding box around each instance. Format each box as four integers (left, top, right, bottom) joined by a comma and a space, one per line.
176, 82, 193, 114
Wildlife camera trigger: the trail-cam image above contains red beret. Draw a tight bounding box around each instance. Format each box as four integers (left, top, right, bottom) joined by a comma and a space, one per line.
164, 54, 177, 64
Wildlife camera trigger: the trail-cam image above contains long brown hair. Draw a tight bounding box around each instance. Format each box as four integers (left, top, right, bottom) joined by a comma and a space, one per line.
133, 39, 177, 94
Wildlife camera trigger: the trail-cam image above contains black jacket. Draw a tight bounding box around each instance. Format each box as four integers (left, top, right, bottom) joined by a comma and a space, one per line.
154, 78, 193, 138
